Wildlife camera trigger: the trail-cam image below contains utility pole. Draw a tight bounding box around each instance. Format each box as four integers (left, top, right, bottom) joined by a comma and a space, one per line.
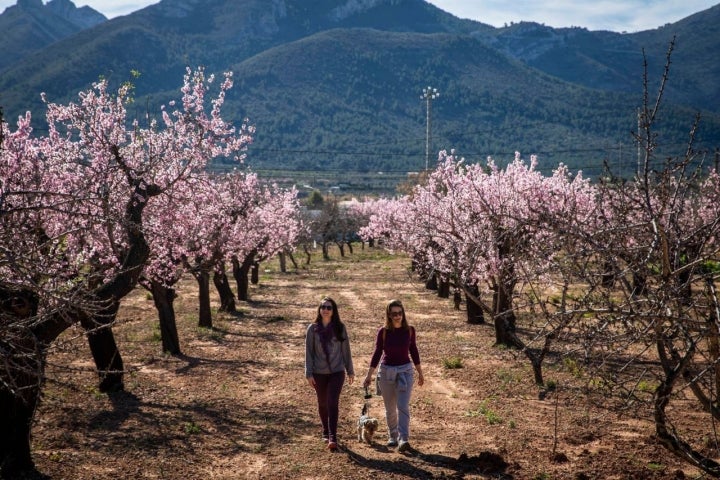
637, 108, 642, 178
422, 86, 439, 171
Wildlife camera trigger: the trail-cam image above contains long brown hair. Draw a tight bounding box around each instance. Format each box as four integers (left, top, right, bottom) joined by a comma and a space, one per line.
384, 298, 409, 331
314, 296, 346, 341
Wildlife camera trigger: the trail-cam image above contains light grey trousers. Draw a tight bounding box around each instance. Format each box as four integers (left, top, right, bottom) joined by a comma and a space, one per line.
377, 363, 415, 442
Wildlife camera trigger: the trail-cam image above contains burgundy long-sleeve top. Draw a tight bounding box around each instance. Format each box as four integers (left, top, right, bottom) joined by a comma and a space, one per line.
369, 326, 420, 368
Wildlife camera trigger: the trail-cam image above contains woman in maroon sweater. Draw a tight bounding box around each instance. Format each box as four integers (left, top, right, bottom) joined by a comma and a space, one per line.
362, 299, 424, 452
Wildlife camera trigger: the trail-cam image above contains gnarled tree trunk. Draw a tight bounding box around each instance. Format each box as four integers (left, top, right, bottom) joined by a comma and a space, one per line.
195, 269, 212, 328
437, 277, 450, 298
425, 273, 438, 291
0, 288, 41, 477
250, 261, 260, 285
465, 284, 485, 325
81, 305, 124, 393
492, 238, 517, 346
213, 267, 236, 313
233, 250, 256, 301
150, 280, 181, 355
654, 353, 720, 476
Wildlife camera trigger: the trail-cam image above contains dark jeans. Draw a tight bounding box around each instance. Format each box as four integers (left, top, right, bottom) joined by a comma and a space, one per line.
313, 371, 345, 442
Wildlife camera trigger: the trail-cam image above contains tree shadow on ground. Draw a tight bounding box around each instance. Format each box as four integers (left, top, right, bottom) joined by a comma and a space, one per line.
343, 443, 512, 479
79, 390, 312, 456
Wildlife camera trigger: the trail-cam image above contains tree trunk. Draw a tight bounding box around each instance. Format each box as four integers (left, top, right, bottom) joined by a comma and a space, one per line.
493, 310, 517, 346
492, 281, 517, 346
0, 387, 38, 477
279, 252, 287, 273
632, 272, 647, 297
150, 281, 181, 355
453, 289, 462, 310
678, 267, 693, 304
0, 189, 150, 475
465, 284, 485, 325
81, 305, 125, 393
601, 260, 615, 288
492, 238, 518, 345
368, 238, 375, 248
233, 252, 255, 301
346, 241, 354, 255
213, 268, 236, 313
196, 269, 212, 328
654, 364, 720, 475
425, 273, 438, 291
303, 245, 312, 265
250, 261, 260, 285
707, 276, 720, 402
80, 191, 151, 392
438, 278, 450, 298
286, 250, 298, 269
0, 290, 42, 477
322, 241, 329, 260
336, 242, 345, 257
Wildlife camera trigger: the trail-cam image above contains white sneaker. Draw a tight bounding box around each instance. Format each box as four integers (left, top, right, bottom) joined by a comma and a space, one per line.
397, 440, 410, 452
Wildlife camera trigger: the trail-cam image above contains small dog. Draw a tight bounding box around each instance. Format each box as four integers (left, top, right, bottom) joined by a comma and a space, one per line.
357, 403, 379, 444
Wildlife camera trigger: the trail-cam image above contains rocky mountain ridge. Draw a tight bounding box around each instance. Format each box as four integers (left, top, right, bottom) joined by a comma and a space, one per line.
0, 0, 718, 177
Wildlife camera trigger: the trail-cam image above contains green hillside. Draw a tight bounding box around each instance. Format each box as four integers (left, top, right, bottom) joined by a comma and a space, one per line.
0, 0, 718, 188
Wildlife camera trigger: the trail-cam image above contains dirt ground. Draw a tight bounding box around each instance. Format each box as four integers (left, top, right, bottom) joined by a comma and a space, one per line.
30, 246, 710, 479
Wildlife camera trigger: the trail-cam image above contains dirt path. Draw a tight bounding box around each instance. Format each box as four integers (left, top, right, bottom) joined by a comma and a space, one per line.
32, 248, 704, 479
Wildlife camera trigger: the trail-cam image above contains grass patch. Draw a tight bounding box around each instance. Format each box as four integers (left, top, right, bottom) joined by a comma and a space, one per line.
442, 356, 464, 369
497, 368, 523, 384
184, 422, 202, 435
197, 326, 225, 342
563, 358, 584, 378
86, 386, 104, 400
466, 399, 503, 425
637, 379, 657, 393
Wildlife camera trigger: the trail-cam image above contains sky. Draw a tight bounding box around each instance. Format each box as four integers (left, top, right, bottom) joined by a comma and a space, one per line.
0, 0, 717, 32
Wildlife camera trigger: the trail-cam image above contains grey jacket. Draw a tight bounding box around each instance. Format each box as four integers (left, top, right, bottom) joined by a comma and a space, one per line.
305, 323, 354, 378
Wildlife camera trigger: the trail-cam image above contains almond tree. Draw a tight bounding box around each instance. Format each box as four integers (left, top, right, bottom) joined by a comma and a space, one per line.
0, 67, 252, 476
346, 196, 384, 248
541, 40, 720, 475
362, 151, 594, 353
164, 169, 301, 327
141, 174, 216, 353
227, 179, 303, 301
555, 132, 720, 476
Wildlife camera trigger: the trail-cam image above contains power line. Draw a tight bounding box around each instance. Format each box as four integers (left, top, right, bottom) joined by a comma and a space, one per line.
247, 140, 707, 162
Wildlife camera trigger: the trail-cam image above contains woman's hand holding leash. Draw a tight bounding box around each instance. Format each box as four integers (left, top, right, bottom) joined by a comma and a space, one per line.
362, 368, 375, 389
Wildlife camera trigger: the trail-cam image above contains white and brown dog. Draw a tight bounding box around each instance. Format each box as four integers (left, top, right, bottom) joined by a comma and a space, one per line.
357, 403, 379, 444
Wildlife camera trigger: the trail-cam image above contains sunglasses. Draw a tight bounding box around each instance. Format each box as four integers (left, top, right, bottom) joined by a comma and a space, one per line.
320, 305, 333, 310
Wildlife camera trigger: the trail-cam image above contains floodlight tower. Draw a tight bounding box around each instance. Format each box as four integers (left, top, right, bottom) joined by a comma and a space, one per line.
422, 86, 439, 171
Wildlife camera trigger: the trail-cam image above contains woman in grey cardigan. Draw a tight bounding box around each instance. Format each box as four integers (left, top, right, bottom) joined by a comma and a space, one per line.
305, 297, 355, 451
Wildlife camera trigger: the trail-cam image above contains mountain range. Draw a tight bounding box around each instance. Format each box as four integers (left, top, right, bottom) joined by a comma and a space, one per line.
0, 0, 105, 69
0, 0, 719, 180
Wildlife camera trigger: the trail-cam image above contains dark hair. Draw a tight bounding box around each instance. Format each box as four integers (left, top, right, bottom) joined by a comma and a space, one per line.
384, 298, 409, 331
315, 297, 346, 341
